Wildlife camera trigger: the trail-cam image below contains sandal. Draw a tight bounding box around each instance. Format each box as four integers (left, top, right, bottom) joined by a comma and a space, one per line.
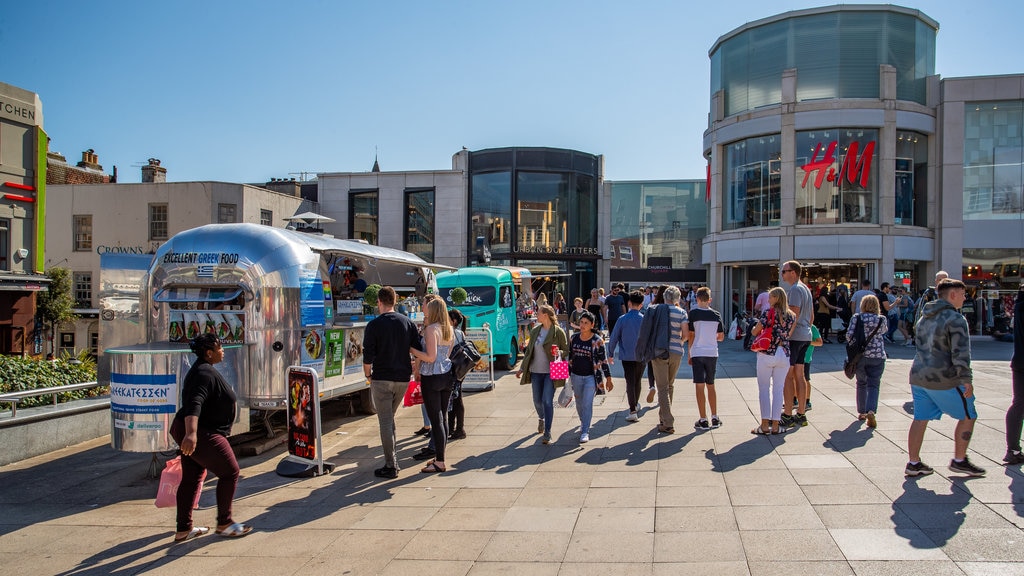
174, 526, 209, 542
421, 461, 446, 473
215, 522, 253, 538
751, 426, 771, 435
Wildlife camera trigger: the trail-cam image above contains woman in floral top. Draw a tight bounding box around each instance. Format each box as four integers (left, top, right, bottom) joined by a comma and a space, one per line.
751, 287, 796, 434
568, 311, 613, 444
849, 294, 888, 428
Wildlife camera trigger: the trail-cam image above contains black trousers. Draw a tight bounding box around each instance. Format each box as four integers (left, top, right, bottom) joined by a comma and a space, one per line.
1007, 367, 1024, 452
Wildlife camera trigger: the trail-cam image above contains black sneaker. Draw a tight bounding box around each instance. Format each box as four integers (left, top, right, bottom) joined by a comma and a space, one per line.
413, 448, 436, 461
695, 419, 710, 431
796, 413, 808, 427
779, 413, 795, 427
805, 399, 812, 411
904, 461, 934, 477
449, 429, 467, 440
1004, 451, 1024, 465
949, 457, 987, 477
710, 416, 722, 429
374, 466, 399, 479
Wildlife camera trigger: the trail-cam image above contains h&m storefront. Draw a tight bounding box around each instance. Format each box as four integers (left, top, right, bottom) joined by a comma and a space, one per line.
468, 147, 603, 301
703, 5, 939, 310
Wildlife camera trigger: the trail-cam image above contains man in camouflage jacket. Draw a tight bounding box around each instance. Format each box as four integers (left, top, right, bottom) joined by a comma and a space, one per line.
905, 278, 985, 477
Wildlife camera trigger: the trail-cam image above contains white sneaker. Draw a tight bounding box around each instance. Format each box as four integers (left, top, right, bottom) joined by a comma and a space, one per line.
579, 433, 590, 443
626, 412, 639, 422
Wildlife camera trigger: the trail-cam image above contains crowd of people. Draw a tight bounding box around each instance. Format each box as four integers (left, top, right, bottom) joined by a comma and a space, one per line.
167, 266, 1024, 543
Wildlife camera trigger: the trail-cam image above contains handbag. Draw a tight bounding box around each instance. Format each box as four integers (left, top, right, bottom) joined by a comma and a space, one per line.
449, 331, 481, 381
155, 456, 206, 509
831, 317, 845, 331
549, 347, 569, 381
750, 309, 774, 352
403, 379, 424, 407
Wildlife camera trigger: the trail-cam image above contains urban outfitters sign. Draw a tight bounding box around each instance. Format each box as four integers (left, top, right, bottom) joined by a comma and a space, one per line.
800, 141, 875, 190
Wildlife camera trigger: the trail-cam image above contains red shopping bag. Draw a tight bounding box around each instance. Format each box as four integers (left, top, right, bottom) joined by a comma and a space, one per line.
403, 380, 424, 407
155, 456, 206, 509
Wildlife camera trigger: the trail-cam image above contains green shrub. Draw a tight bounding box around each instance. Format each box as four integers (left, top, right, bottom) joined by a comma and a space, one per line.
0, 354, 104, 409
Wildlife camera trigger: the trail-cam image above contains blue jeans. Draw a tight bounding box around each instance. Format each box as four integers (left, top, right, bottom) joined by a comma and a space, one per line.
571, 373, 597, 435
531, 373, 555, 435
886, 315, 900, 340
856, 357, 885, 414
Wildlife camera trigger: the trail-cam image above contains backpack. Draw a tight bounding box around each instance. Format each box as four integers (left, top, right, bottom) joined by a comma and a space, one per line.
449, 331, 481, 382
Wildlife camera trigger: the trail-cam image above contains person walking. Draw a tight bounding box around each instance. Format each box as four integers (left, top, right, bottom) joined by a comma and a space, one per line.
1005, 286, 1024, 465
608, 290, 646, 422
170, 334, 252, 541
750, 287, 795, 435
363, 286, 423, 479
780, 261, 814, 428
815, 285, 839, 343
409, 298, 456, 473
568, 311, 612, 443
849, 294, 887, 428
635, 285, 688, 434
516, 304, 569, 444
586, 289, 604, 332
905, 279, 986, 477
687, 287, 725, 430
447, 308, 468, 441
604, 283, 627, 335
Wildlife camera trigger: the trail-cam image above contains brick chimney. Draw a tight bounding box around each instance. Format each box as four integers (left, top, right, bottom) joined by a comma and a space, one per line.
264, 177, 301, 197
77, 149, 102, 170
141, 158, 166, 183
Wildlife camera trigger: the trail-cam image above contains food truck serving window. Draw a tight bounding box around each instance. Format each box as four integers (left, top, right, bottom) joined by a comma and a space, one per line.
154, 286, 243, 303
440, 286, 497, 306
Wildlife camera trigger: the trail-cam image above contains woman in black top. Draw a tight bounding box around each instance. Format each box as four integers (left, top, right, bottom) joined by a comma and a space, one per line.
169, 334, 252, 542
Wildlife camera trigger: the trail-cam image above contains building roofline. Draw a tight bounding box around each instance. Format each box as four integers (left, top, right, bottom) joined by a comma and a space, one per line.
709, 4, 939, 57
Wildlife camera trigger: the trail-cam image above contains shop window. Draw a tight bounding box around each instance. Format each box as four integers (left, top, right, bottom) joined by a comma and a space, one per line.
149, 204, 168, 241
895, 132, 928, 226
74, 215, 92, 251
349, 190, 378, 244
723, 136, 781, 230
963, 101, 1023, 220
470, 172, 512, 256
795, 129, 878, 224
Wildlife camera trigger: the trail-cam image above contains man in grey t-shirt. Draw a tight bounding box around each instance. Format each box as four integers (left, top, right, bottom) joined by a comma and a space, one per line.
780, 260, 814, 427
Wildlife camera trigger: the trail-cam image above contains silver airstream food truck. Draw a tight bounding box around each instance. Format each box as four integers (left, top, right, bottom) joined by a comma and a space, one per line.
104, 223, 446, 452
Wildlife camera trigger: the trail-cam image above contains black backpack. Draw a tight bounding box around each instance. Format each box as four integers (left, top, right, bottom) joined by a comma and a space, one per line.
843, 314, 882, 379
449, 331, 481, 381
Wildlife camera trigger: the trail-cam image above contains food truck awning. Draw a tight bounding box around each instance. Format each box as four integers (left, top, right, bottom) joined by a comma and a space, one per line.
291, 231, 455, 270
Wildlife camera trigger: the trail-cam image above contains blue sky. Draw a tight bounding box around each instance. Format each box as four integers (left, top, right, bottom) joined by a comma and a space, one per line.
3, 1, 1021, 183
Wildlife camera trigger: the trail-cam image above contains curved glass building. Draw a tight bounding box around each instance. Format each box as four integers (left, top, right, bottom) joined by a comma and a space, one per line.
703, 4, 941, 307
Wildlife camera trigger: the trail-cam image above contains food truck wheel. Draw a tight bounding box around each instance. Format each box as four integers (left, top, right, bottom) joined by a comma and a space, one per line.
358, 388, 378, 415
496, 337, 519, 370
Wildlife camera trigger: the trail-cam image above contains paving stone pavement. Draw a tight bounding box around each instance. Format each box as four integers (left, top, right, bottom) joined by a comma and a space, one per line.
1, 336, 1023, 575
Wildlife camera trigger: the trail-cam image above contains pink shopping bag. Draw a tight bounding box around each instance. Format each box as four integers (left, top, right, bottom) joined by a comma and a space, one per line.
155, 456, 206, 509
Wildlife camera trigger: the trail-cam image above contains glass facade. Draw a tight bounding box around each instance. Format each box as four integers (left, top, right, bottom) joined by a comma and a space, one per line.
795, 129, 878, 224
349, 190, 378, 244
405, 188, 434, 262
963, 101, 1024, 220
710, 9, 936, 117
895, 131, 927, 226
611, 181, 707, 269
723, 135, 781, 231
468, 147, 601, 298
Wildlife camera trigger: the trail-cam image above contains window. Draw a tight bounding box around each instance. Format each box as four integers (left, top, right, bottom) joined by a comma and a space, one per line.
0, 218, 8, 270
963, 101, 1024, 220
894, 132, 927, 226
149, 204, 168, 241
405, 188, 434, 261
619, 246, 633, 261
218, 203, 237, 224
723, 136, 782, 230
59, 332, 74, 355
73, 272, 92, 308
470, 172, 512, 255
260, 209, 273, 226
89, 332, 99, 358
74, 215, 92, 251
795, 129, 878, 224
349, 190, 378, 244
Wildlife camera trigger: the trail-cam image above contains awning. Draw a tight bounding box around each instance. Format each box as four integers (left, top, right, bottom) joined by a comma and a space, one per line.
154, 286, 243, 303
0, 274, 50, 292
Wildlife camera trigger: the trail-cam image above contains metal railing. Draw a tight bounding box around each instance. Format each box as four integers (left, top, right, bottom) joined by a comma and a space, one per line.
0, 381, 106, 418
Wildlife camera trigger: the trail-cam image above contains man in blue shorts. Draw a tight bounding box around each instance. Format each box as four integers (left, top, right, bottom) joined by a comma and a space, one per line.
905, 278, 985, 477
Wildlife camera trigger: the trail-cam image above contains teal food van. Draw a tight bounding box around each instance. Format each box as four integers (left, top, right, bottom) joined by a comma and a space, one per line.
436, 266, 533, 370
